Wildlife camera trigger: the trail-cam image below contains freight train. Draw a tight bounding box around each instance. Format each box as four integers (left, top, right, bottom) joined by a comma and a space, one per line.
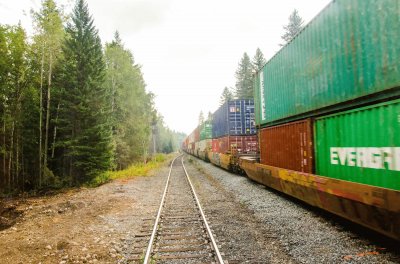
182, 0, 400, 241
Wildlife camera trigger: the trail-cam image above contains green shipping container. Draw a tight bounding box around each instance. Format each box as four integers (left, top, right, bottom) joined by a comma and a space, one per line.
200, 120, 212, 140
315, 99, 400, 191
255, 0, 400, 126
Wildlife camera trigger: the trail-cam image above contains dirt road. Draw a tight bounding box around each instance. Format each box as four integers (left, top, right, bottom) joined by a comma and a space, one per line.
0, 165, 168, 264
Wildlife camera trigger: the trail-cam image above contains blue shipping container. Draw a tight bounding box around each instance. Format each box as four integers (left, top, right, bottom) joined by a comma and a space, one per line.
212, 99, 256, 138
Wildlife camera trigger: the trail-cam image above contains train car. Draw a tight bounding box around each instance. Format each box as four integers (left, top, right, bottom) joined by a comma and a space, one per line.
183, 0, 400, 241
208, 99, 258, 173
241, 0, 400, 240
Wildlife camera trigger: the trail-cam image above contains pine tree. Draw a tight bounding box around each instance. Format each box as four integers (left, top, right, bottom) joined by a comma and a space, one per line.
234, 53, 253, 99
252, 48, 266, 73
58, 0, 112, 183
281, 9, 304, 45
198, 111, 204, 125
219, 87, 233, 105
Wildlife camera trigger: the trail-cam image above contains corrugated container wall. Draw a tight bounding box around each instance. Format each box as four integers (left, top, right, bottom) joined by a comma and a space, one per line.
212, 135, 258, 154
260, 119, 314, 173
198, 139, 212, 152
255, 0, 400, 127
212, 99, 256, 138
315, 99, 400, 191
200, 120, 213, 140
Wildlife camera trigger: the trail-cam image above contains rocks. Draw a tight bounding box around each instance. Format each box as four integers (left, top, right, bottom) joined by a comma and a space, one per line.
191, 157, 400, 264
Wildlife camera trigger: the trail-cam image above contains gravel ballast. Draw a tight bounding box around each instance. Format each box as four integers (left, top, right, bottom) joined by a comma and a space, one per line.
186, 155, 400, 264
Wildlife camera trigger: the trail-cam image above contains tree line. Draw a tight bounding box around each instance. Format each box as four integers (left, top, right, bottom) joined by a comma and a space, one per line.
219, 9, 304, 105
0, 0, 182, 194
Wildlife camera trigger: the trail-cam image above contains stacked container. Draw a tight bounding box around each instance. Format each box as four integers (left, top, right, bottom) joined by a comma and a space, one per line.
254, 0, 400, 187
198, 120, 213, 160
212, 99, 258, 154
259, 119, 313, 173
314, 99, 400, 190
254, 0, 400, 128
213, 99, 256, 138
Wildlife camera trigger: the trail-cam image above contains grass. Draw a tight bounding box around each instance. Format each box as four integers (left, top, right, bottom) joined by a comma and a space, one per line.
88, 153, 175, 187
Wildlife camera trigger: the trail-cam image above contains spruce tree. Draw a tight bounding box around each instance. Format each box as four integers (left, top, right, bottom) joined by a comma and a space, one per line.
198, 111, 204, 125
58, 0, 112, 183
219, 87, 233, 105
281, 9, 304, 45
234, 53, 253, 99
252, 48, 266, 73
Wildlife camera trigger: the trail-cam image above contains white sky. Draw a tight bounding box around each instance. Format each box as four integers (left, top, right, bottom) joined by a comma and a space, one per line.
0, 0, 331, 134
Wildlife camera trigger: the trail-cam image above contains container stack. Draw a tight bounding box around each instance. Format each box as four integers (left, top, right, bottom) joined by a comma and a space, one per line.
254, 0, 400, 190
197, 120, 213, 160
212, 99, 258, 155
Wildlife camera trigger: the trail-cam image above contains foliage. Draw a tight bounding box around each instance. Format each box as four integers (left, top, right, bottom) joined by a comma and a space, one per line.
56, 0, 112, 184
219, 86, 234, 105
31, 0, 65, 187
104, 32, 153, 170
89, 153, 170, 186
151, 114, 185, 155
198, 111, 204, 125
0, 0, 185, 194
281, 9, 304, 45
252, 48, 266, 73
234, 53, 253, 99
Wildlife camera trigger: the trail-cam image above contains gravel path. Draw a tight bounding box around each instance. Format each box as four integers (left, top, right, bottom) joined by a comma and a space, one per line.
186, 155, 400, 264
0, 162, 169, 264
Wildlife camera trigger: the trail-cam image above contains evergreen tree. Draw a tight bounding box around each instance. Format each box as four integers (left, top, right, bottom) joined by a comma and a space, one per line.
198, 111, 204, 125
0, 24, 37, 192
104, 32, 153, 169
234, 53, 253, 99
252, 48, 266, 73
57, 0, 112, 183
281, 9, 304, 45
219, 87, 233, 105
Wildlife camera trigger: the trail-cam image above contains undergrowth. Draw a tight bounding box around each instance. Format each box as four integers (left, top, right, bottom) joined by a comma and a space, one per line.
88, 153, 174, 187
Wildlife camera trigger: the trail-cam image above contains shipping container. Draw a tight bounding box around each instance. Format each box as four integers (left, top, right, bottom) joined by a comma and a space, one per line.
255, 0, 400, 127
198, 139, 212, 152
194, 126, 200, 143
200, 120, 213, 140
212, 135, 258, 154
260, 119, 313, 173
213, 99, 256, 138
315, 99, 400, 191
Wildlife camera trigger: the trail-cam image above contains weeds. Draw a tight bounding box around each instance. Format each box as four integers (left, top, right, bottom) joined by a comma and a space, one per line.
88, 153, 174, 187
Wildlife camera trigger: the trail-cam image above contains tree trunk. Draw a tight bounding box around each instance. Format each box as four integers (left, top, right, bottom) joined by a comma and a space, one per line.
2, 111, 6, 189
8, 121, 14, 190
16, 132, 19, 189
39, 46, 45, 187
44, 52, 52, 176
51, 102, 60, 159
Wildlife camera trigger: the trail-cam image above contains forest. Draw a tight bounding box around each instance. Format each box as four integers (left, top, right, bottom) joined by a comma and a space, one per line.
0, 0, 184, 194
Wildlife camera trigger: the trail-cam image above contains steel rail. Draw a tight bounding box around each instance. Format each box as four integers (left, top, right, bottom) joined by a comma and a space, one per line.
181, 157, 225, 264
143, 155, 181, 264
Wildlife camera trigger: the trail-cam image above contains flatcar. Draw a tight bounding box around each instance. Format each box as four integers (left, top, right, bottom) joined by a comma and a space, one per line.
183, 0, 400, 241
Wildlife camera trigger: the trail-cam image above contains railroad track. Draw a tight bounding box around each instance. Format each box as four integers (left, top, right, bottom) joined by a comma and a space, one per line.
134, 155, 224, 264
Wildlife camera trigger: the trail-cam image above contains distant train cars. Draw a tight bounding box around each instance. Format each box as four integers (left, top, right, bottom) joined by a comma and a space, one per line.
184, 0, 400, 240
182, 99, 258, 172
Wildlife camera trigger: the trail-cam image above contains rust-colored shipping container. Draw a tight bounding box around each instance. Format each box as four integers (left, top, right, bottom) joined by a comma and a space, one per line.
212, 135, 258, 154
260, 118, 313, 173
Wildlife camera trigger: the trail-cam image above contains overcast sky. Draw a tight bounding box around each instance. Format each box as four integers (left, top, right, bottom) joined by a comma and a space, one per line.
0, 0, 330, 134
